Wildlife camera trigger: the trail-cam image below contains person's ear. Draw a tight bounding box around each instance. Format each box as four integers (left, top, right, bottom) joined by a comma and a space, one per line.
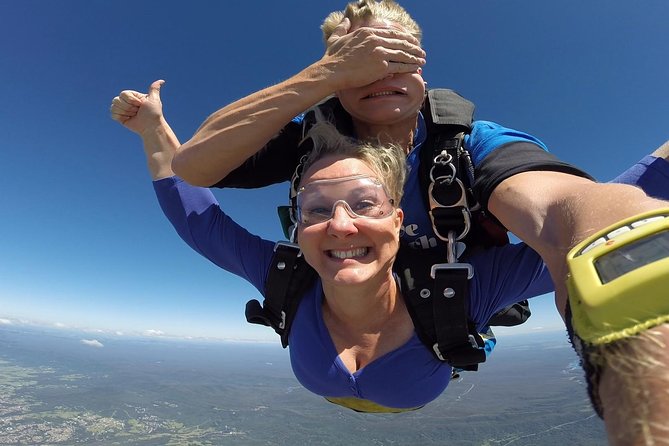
394, 208, 404, 232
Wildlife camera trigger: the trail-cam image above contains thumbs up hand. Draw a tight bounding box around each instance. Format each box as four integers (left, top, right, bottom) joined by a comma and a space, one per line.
110, 80, 165, 136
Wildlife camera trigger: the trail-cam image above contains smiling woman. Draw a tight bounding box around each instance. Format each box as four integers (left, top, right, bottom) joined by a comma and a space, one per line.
139, 113, 460, 411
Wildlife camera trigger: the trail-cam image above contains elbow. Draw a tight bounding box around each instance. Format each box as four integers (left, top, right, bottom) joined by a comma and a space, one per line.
172, 142, 222, 187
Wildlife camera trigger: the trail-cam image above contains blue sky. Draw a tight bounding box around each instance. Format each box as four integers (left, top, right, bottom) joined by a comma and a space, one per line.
1, 0, 668, 341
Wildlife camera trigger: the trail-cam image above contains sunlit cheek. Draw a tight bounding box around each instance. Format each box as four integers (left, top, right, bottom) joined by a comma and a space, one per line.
361, 220, 401, 249
297, 226, 322, 268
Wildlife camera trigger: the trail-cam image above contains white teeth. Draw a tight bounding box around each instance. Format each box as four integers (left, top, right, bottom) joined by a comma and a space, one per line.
367, 91, 397, 98
330, 247, 368, 259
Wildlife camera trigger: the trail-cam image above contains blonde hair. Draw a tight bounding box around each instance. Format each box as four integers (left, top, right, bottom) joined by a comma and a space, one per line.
300, 120, 406, 205
321, 0, 422, 45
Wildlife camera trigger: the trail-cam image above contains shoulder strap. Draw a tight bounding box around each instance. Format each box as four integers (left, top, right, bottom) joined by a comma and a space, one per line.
420, 89, 510, 249
418, 90, 527, 337
424, 88, 475, 128
301, 96, 355, 139
419, 89, 476, 244
245, 242, 318, 347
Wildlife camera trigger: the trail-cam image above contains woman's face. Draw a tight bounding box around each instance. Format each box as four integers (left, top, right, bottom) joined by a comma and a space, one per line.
336, 18, 426, 128
297, 155, 403, 288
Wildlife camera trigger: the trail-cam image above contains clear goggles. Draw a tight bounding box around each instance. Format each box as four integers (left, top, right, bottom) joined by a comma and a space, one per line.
295, 175, 396, 227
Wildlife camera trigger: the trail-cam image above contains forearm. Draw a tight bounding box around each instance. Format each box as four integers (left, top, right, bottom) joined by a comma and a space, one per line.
598, 324, 669, 445
489, 172, 667, 316
173, 62, 341, 187
651, 139, 669, 159
141, 117, 180, 180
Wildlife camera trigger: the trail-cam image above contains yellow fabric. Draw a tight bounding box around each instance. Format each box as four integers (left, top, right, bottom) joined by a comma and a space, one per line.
324, 396, 422, 413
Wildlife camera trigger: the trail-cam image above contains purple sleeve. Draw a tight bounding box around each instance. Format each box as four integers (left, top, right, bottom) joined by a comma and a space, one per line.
609, 155, 669, 200
152, 176, 274, 294
467, 243, 551, 330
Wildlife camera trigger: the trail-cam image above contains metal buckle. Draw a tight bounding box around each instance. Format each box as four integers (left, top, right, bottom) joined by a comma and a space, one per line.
430, 263, 474, 280
428, 177, 466, 207
273, 241, 302, 270
432, 335, 481, 363
428, 177, 471, 241
429, 152, 456, 184
273, 241, 302, 255
432, 343, 447, 361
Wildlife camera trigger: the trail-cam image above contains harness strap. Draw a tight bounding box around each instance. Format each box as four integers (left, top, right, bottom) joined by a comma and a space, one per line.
396, 239, 486, 369
246, 242, 317, 348
422, 90, 474, 244
431, 263, 485, 369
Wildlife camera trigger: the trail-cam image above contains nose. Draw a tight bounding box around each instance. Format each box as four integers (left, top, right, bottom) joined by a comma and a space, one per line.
327, 203, 358, 237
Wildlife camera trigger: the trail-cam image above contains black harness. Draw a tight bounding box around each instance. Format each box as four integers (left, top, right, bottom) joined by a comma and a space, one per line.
407, 89, 486, 369
245, 89, 529, 369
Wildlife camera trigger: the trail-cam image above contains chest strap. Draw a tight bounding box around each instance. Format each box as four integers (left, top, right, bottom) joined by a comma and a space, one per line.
396, 234, 486, 369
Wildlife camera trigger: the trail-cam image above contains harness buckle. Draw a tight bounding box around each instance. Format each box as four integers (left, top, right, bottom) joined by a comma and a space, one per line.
432, 343, 447, 361
273, 240, 302, 256
428, 177, 471, 241
432, 335, 480, 363
429, 152, 456, 184
430, 263, 474, 280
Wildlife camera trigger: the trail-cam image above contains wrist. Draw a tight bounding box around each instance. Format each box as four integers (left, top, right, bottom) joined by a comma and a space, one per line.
146, 150, 175, 181
303, 60, 343, 94
139, 116, 170, 141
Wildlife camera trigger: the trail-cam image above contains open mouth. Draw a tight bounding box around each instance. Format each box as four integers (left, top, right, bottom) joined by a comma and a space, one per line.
328, 247, 369, 259
363, 90, 405, 99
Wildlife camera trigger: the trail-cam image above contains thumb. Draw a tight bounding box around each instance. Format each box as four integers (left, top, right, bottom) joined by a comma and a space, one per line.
148, 79, 165, 100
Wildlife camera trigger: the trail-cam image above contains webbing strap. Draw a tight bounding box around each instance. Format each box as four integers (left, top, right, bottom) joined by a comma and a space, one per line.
246, 242, 317, 348
263, 242, 303, 329
396, 242, 486, 368
431, 264, 486, 368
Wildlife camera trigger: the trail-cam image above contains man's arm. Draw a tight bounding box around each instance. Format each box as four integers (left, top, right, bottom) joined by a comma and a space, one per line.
173, 21, 425, 187
487, 169, 669, 445
598, 326, 669, 445
487, 171, 665, 315
652, 139, 669, 158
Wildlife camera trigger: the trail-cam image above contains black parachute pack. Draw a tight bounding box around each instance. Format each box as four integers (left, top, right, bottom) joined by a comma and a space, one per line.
245, 89, 531, 367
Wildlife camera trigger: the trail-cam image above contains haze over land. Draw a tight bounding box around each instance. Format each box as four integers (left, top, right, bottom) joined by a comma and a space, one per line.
0, 325, 605, 445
